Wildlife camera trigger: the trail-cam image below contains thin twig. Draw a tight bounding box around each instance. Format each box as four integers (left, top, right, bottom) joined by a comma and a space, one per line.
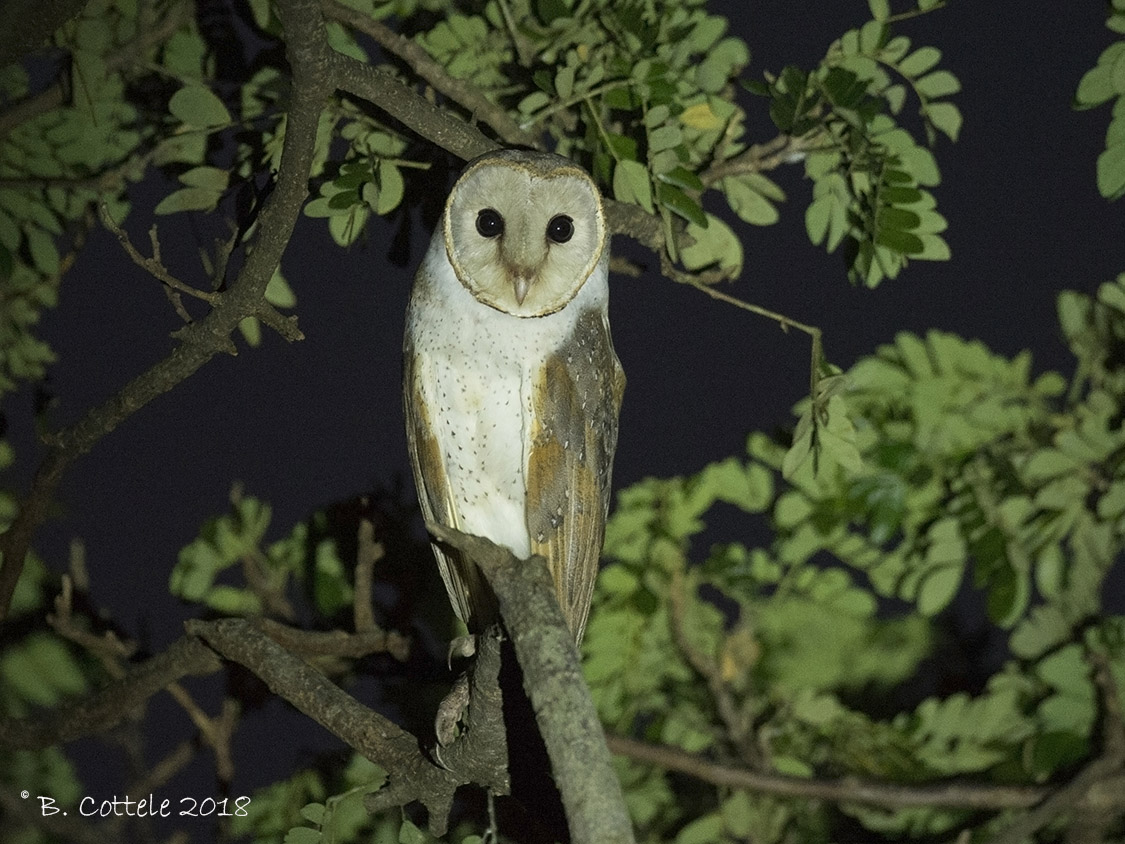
606, 733, 1051, 811
98, 203, 220, 306
353, 517, 383, 634
48, 575, 136, 678
258, 616, 410, 662
700, 132, 811, 186
163, 684, 238, 781
129, 740, 197, 796
668, 569, 758, 766
686, 280, 824, 397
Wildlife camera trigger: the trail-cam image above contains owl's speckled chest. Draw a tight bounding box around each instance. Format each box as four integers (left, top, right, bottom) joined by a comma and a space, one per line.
405, 236, 602, 559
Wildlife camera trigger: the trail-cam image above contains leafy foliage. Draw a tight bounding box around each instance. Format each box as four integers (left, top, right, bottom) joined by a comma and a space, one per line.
582, 275, 1125, 841
169, 488, 354, 618
1074, 0, 1125, 200
749, 17, 956, 286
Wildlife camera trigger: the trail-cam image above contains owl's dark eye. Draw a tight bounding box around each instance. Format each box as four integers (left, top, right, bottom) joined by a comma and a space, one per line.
546, 215, 574, 244
476, 208, 504, 238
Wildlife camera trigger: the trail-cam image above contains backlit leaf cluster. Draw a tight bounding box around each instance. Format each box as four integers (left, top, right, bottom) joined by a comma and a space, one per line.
169, 491, 354, 619
581, 277, 1125, 841
750, 15, 957, 286
1074, 0, 1125, 200
0, 0, 149, 396
401, 0, 957, 282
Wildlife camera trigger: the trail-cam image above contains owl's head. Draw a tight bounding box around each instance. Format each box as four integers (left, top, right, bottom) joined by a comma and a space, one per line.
443, 150, 607, 318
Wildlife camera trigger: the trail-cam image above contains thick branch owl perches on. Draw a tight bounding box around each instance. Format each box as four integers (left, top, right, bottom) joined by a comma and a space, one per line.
404, 149, 624, 644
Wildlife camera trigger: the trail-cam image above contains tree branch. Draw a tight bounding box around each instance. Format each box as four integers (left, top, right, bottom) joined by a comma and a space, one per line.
427, 522, 636, 844
0, 634, 223, 749
700, 132, 812, 186
257, 617, 409, 662
186, 616, 467, 835
605, 733, 1049, 811
327, 49, 500, 162
321, 0, 539, 149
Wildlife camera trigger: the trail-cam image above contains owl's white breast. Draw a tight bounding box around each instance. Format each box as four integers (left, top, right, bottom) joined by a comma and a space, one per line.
406, 233, 609, 559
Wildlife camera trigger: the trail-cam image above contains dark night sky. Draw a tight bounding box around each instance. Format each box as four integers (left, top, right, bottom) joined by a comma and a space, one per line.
6, 0, 1124, 804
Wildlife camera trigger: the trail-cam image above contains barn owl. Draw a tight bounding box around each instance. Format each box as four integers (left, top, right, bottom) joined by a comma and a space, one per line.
403, 149, 624, 645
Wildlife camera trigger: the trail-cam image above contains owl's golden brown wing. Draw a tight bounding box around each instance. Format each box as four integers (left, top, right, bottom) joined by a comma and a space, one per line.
526, 307, 625, 643
403, 350, 498, 633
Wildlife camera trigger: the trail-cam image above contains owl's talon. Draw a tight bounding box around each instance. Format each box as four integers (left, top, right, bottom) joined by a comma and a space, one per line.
435, 672, 472, 748
447, 633, 477, 668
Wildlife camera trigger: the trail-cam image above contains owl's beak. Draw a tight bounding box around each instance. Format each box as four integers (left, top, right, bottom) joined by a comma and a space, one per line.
513, 276, 531, 305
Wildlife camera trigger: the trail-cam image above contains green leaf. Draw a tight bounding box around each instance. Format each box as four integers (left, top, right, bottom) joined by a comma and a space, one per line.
876, 226, 924, 255
680, 214, 742, 275
375, 161, 405, 214
1096, 142, 1125, 199
1076, 64, 1115, 108
675, 812, 723, 844
399, 819, 428, 844
648, 124, 683, 153
283, 827, 321, 844
535, 0, 569, 24
805, 194, 833, 244
915, 70, 961, 99
265, 269, 296, 308
239, 316, 262, 347
518, 90, 550, 115
898, 46, 942, 78
723, 174, 784, 225
1112, 47, 1125, 93
696, 37, 750, 93
154, 187, 222, 214
180, 166, 230, 191
612, 159, 654, 213
328, 206, 369, 247
658, 183, 707, 227
555, 65, 575, 99
927, 101, 963, 142
916, 565, 962, 615
25, 226, 59, 276
858, 20, 886, 53
878, 206, 921, 231
659, 166, 704, 192
299, 803, 326, 825
867, 0, 890, 20
169, 84, 231, 128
